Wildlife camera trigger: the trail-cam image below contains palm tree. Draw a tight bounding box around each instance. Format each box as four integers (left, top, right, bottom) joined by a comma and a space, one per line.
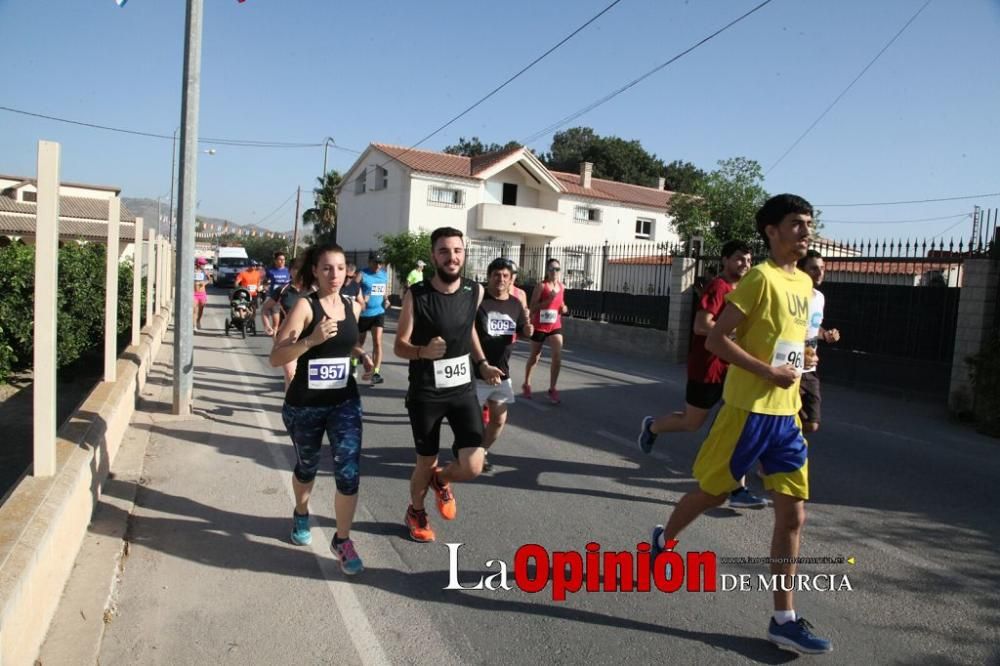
302, 170, 342, 243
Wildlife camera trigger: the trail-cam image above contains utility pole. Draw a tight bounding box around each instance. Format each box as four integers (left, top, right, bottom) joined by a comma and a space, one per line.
172, 0, 203, 416
291, 186, 301, 258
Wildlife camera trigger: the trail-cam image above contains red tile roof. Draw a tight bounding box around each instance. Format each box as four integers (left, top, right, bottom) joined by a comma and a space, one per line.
372, 143, 478, 179
369, 143, 674, 209
824, 259, 958, 275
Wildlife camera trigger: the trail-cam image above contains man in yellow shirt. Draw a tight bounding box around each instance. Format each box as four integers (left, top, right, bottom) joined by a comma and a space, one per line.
649, 194, 831, 655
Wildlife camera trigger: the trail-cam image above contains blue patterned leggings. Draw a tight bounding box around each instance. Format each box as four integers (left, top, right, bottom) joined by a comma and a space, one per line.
281, 399, 363, 495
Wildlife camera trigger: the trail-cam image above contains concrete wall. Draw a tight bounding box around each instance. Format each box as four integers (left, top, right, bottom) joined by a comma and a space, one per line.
0, 307, 171, 666
665, 257, 697, 363
948, 258, 999, 415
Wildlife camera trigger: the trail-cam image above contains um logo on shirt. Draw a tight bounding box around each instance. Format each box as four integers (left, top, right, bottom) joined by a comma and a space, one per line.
787, 293, 809, 321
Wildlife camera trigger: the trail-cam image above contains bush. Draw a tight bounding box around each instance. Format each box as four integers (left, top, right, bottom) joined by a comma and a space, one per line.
0, 241, 142, 383
378, 231, 432, 287
968, 332, 1000, 437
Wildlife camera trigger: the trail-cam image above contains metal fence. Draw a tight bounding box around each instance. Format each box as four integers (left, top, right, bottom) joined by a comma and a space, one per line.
464, 241, 681, 329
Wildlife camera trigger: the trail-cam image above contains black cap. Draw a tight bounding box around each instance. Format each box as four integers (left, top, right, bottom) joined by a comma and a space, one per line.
369, 252, 385, 264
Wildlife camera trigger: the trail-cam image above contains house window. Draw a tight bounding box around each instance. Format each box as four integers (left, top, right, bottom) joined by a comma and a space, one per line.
502, 183, 517, 206
373, 166, 388, 191
574, 206, 601, 224
428, 186, 464, 207
635, 218, 654, 239
354, 175, 366, 195
22, 191, 38, 202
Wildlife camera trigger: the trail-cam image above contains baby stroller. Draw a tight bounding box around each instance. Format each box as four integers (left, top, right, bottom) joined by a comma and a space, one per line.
225, 287, 257, 338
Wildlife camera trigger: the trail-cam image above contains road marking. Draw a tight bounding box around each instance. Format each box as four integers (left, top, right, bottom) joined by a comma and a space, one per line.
228, 344, 391, 666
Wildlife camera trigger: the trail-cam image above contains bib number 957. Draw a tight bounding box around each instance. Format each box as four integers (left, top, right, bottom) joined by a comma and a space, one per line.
308, 357, 351, 389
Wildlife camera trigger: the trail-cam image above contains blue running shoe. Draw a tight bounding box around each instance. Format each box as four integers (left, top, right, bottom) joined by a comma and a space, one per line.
331, 538, 364, 576
290, 512, 312, 545
637, 416, 657, 454
729, 487, 768, 509
767, 617, 832, 655
649, 524, 675, 578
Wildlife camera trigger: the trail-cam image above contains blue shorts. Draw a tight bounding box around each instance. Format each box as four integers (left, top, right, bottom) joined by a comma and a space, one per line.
281, 399, 363, 495
693, 404, 809, 500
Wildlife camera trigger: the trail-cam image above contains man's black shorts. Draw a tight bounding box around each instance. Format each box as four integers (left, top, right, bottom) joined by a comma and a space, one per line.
358, 314, 385, 333
406, 391, 484, 457
530, 328, 562, 343
799, 372, 822, 423
685, 380, 724, 410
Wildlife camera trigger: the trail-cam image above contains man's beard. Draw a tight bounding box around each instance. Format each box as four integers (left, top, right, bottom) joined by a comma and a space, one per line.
436, 265, 462, 284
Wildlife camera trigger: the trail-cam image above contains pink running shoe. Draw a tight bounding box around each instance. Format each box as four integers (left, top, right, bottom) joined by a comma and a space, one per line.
522, 383, 532, 399
547, 388, 561, 404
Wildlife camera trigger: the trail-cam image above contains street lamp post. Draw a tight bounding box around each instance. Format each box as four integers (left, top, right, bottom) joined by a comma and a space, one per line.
168, 127, 178, 240
172, 0, 204, 416
322, 136, 334, 180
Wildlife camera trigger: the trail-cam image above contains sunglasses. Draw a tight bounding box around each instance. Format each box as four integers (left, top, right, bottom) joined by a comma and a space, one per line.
548, 266, 561, 272
346, 274, 356, 279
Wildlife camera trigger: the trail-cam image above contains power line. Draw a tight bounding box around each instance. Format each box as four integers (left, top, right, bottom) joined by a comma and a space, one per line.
766, 0, 933, 175
519, 0, 775, 146
250, 190, 297, 227
0, 104, 362, 151
383, 0, 626, 168
817, 192, 1000, 207
823, 212, 970, 225
930, 216, 971, 239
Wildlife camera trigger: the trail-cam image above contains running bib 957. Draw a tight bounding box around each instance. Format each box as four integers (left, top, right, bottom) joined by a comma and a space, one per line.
486, 312, 517, 336
308, 357, 351, 389
433, 354, 471, 389
370, 283, 387, 296
539, 309, 558, 324
771, 340, 805, 372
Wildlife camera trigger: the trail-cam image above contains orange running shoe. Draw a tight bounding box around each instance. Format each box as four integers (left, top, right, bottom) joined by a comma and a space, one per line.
430, 468, 457, 520
405, 505, 435, 542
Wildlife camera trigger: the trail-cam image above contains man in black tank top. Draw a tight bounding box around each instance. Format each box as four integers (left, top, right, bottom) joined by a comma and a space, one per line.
394, 227, 502, 542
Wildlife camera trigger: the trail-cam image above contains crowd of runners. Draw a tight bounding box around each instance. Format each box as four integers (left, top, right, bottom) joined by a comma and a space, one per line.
195, 193, 839, 655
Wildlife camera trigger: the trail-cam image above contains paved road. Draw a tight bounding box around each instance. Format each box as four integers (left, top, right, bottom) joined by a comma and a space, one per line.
96, 289, 1000, 665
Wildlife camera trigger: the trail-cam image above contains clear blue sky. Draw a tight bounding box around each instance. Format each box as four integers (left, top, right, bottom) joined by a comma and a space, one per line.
1, 0, 998, 242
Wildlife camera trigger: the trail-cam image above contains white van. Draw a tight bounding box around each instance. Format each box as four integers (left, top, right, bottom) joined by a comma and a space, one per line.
214, 246, 249, 287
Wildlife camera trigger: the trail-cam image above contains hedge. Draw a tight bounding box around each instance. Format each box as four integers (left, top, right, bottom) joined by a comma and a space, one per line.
0, 241, 145, 383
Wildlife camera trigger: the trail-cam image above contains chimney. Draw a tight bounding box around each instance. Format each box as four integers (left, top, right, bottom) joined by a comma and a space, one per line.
657, 176, 666, 190
579, 162, 593, 188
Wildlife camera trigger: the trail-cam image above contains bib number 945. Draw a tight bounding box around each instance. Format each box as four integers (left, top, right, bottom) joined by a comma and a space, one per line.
433, 354, 471, 389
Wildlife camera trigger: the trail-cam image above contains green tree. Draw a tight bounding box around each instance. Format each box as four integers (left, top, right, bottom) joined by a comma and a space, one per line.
668, 157, 770, 252
543, 127, 666, 187
663, 160, 707, 194
443, 137, 521, 157
542, 127, 599, 171
303, 169, 342, 243
377, 231, 432, 287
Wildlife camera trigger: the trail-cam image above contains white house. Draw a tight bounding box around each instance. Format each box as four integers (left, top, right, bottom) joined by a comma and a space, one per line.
0, 174, 140, 261
336, 143, 679, 285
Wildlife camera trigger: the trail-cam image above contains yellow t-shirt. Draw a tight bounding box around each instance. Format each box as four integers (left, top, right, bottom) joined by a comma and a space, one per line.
722, 259, 813, 415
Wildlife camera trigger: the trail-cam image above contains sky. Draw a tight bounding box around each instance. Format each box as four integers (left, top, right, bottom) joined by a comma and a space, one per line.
1, 0, 998, 243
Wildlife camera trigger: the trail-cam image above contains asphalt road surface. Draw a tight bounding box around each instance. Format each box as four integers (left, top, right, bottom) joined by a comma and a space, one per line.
97, 289, 1000, 665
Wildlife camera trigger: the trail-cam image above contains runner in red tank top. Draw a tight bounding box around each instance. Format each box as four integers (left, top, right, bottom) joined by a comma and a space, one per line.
523, 258, 569, 404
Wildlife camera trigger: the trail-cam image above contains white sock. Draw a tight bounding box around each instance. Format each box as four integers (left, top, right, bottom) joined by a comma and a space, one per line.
657, 532, 666, 549
773, 610, 797, 625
